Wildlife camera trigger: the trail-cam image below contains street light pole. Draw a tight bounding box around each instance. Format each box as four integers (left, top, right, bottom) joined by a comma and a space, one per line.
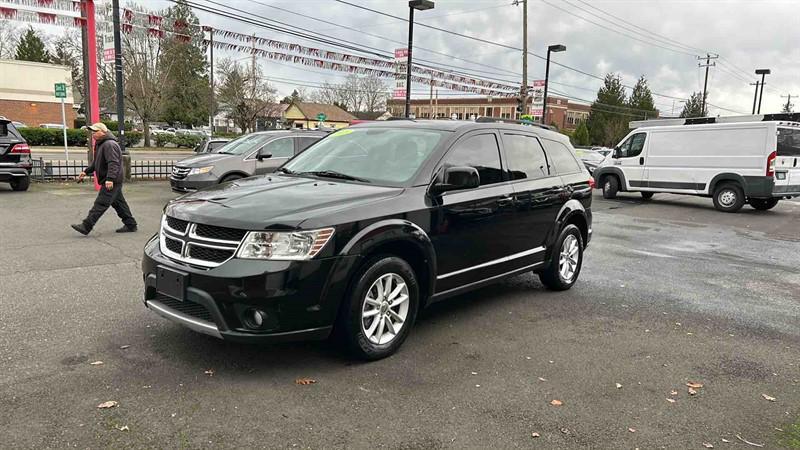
541, 44, 566, 125
755, 69, 770, 114
405, 0, 434, 118
751, 81, 760, 114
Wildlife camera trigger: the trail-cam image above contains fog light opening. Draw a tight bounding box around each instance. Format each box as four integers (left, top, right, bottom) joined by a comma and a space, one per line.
243, 308, 268, 330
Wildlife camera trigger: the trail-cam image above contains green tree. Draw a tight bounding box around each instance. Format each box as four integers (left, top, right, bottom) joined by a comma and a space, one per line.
281, 89, 304, 104
159, 0, 210, 127
679, 91, 707, 118
627, 75, 658, 119
573, 121, 590, 146
15, 27, 50, 62
586, 73, 628, 147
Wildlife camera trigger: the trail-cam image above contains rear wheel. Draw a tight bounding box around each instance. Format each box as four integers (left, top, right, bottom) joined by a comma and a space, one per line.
539, 224, 584, 291
712, 182, 745, 213
339, 256, 419, 360
10, 176, 30, 191
602, 176, 619, 199
749, 198, 779, 211
641, 191, 654, 200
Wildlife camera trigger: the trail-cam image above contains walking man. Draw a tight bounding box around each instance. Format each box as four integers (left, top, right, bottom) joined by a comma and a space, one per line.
71, 123, 138, 235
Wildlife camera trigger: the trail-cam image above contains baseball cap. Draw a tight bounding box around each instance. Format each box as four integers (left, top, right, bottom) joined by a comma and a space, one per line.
85, 122, 109, 132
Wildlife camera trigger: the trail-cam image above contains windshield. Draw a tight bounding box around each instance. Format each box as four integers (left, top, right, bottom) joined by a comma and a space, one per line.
213, 133, 275, 155
575, 149, 605, 162
283, 128, 447, 185
777, 128, 800, 156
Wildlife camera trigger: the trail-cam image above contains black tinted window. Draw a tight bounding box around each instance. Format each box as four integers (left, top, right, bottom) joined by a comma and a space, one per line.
0, 122, 7, 137
445, 133, 504, 186
778, 128, 800, 156
541, 139, 583, 175
503, 133, 549, 180
298, 137, 320, 151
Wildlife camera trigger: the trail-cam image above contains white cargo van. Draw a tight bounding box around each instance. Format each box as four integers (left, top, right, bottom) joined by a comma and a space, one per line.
593, 115, 800, 212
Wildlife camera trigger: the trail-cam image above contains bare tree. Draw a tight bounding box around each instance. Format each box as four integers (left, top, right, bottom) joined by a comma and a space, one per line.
0, 20, 19, 59
311, 74, 388, 113
216, 58, 277, 133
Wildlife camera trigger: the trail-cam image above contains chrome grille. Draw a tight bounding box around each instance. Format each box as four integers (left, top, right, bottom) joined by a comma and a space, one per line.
160, 215, 245, 268
171, 166, 191, 180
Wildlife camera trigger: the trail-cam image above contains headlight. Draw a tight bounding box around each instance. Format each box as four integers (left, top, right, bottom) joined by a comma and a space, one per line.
189, 166, 214, 175
237, 228, 335, 260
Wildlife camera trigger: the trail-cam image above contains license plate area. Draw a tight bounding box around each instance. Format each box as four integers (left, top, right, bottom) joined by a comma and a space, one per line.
156, 266, 188, 301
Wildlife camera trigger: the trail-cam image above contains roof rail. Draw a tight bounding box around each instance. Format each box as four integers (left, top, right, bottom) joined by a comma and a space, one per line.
386, 117, 416, 121
629, 112, 800, 129
475, 116, 554, 131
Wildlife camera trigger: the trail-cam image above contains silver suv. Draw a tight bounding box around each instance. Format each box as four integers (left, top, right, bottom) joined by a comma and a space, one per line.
170, 130, 327, 192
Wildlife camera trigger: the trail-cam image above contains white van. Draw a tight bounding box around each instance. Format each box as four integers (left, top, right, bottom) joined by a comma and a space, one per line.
593, 116, 800, 212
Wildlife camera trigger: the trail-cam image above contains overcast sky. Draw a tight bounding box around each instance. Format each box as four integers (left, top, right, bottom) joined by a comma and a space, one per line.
11, 0, 799, 116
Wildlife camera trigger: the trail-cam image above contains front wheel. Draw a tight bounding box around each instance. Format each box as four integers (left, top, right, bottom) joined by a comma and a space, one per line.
602, 176, 619, 199
749, 198, 779, 211
220, 174, 243, 183
539, 224, 584, 291
339, 256, 419, 360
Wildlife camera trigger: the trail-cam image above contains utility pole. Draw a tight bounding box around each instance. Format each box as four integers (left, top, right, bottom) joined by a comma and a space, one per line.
751, 81, 760, 114
251, 33, 256, 131
434, 88, 438, 118
697, 53, 718, 117
755, 69, 770, 114
781, 94, 796, 113
111, 0, 125, 151
209, 27, 214, 130
520, 0, 528, 114
429, 77, 434, 118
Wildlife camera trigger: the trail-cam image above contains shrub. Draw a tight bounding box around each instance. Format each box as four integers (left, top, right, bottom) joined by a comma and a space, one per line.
73, 118, 133, 131
213, 131, 242, 139
171, 134, 203, 148
154, 133, 171, 147
19, 127, 140, 147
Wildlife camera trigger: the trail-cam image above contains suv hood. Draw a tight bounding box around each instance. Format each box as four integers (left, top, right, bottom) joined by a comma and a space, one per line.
165, 174, 403, 229
176, 152, 238, 167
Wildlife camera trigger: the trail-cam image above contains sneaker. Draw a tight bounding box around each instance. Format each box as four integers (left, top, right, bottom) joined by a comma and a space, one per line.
71, 223, 90, 235
116, 225, 138, 233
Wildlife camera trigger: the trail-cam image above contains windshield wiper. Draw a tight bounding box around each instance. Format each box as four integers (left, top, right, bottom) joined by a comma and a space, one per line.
298, 170, 370, 183
215, 151, 235, 154
277, 167, 295, 175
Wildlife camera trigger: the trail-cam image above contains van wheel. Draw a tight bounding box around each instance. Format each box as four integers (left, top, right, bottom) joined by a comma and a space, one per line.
602, 176, 619, 199
749, 198, 779, 211
10, 176, 30, 191
539, 224, 583, 291
712, 182, 745, 213
339, 255, 419, 360
641, 192, 654, 200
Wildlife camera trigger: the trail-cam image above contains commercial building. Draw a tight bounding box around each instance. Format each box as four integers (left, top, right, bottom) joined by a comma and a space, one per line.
387, 95, 591, 131
0, 59, 76, 127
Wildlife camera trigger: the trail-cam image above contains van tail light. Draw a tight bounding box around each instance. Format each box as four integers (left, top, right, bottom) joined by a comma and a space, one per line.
10, 143, 31, 154
588, 176, 596, 189
766, 150, 777, 176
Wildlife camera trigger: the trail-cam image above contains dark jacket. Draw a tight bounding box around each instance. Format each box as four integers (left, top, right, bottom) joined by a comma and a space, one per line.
84, 133, 123, 184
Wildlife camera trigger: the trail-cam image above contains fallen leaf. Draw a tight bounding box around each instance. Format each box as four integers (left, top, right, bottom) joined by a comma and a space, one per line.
615, 383, 623, 389
666, 398, 676, 403
670, 390, 679, 396
89, 361, 104, 366
703, 443, 713, 448
531, 432, 540, 438
471, 372, 477, 375
550, 399, 563, 406
560, 427, 569, 435
628, 427, 636, 433
775, 428, 784, 432
97, 401, 118, 409
295, 378, 317, 385
475, 384, 481, 388
735, 434, 764, 447
721, 438, 731, 443
538, 377, 547, 382
689, 388, 697, 396
204, 369, 214, 376
686, 382, 704, 389
548, 360, 554, 364
116, 425, 129, 432
119, 345, 130, 350
761, 393, 776, 402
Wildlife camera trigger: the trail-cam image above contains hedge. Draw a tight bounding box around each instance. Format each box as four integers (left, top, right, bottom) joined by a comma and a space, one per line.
19, 127, 142, 147
72, 118, 133, 131
154, 133, 203, 148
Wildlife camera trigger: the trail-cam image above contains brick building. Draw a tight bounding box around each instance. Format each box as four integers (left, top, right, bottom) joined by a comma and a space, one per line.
0, 59, 76, 127
387, 95, 591, 131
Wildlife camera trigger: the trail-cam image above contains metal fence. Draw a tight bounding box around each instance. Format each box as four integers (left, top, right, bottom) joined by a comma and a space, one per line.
31, 158, 175, 182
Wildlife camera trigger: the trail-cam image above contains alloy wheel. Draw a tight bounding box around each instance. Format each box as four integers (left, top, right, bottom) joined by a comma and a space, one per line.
361, 273, 409, 345
558, 234, 580, 281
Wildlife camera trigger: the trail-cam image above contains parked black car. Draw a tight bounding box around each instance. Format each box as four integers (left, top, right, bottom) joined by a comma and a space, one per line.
0, 118, 32, 191
142, 119, 594, 359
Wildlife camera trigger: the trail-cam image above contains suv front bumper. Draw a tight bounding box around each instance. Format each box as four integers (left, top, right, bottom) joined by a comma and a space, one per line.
141, 235, 361, 343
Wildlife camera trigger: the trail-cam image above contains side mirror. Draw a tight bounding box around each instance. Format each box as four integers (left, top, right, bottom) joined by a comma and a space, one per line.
612, 147, 620, 159
430, 166, 480, 195
257, 150, 272, 161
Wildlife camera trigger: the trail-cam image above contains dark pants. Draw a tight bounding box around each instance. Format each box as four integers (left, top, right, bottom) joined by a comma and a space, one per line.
82, 184, 137, 231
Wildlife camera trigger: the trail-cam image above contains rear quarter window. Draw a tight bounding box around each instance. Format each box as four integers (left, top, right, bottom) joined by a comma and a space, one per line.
540, 138, 583, 175
777, 128, 800, 156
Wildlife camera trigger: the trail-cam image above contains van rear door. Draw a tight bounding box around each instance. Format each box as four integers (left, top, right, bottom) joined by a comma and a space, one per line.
775, 127, 800, 195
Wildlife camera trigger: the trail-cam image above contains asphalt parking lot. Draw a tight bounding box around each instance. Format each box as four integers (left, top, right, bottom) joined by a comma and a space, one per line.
1, 182, 798, 448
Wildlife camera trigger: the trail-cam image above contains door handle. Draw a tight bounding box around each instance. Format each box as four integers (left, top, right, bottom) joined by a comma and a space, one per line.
497, 195, 513, 207
639, 157, 645, 165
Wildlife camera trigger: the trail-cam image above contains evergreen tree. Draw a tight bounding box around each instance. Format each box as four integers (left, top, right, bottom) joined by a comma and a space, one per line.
15, 27, 50, 63
159, 0, 210, 126
586, 73, 628, 147
573, 121, 590, 146
281, 89, 304, 104
679, 92, 707, 118
627, 75, 658, 119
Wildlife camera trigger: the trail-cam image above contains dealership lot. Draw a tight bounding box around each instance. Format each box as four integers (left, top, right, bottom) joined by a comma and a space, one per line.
1, 182, 798, 448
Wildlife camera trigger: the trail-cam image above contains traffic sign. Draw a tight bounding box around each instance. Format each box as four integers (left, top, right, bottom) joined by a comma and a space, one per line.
316, 113, 327, 122
54, 83, 67, 99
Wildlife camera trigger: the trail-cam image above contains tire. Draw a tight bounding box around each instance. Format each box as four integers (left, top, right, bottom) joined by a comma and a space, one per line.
338, 255, 419, 360
220, 174, 243, 183
712, 182, 745, 213
641, 191, 654, 200
749, 198, 779, 211
10, 176, 30, 192
602, 176, 619, 199
539, 224, 584, 291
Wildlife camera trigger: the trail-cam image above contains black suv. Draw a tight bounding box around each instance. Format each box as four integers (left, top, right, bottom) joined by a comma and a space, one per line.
0, 118, 32, 191
142, 119, 593, 359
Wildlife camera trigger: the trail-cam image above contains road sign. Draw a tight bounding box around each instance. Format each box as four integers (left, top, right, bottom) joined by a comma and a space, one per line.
316, 113, 327, 122
393, 89, 407, 99
54, 83, 67, 98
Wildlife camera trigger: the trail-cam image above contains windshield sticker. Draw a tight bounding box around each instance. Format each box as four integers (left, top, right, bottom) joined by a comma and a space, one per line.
331, 129, 354, 137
